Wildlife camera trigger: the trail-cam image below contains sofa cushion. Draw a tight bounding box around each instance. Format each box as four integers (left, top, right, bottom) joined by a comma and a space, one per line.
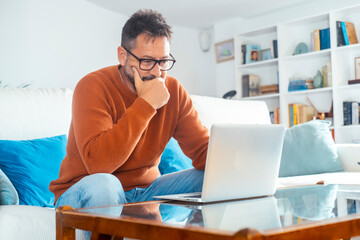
0, 135, 67, 207
159, 138, 193, 174
279, 120, 343, 177
0, 169, 19, 205
190, 95, 271, 129
0, 88, 72, 140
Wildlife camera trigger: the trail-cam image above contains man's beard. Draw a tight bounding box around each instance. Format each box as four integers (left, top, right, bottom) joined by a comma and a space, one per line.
123, 62, 158, 85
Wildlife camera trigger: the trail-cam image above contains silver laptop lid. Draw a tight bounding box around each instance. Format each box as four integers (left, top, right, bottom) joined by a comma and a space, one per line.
201, 124, 285, 202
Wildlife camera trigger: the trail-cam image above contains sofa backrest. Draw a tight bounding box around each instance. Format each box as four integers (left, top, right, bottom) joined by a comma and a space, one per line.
190, 95, 271, 129
0, 88, 73, 140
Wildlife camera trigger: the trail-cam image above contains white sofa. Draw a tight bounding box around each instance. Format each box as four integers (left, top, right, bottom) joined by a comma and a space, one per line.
0, 88, 359, 240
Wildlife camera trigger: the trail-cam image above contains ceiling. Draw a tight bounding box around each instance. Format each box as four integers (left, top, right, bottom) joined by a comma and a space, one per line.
86, 0, 314, 29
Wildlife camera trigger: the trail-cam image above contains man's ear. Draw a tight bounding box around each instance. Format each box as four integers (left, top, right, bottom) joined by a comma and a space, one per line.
117, 46, 127, 66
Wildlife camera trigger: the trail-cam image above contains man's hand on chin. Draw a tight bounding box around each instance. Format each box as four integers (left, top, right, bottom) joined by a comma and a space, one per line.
133, 67, 170, 110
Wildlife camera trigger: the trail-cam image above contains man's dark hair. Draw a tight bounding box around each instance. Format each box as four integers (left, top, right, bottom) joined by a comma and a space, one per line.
121, 9, 172, 50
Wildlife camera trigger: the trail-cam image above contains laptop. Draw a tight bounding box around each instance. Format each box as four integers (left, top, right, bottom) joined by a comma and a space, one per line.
154, 123, 286, 203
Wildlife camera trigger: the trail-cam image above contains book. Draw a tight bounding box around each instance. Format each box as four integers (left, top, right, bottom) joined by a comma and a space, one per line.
259, 84, 279, 94
341, 22, 349, 45
242, 74, 260, 97
272, 40, 278, 58
274, 107, 280, 124
298, 105, 315, 124
336, 21, 346, 47
288, 79, 314, 91
310, 32, 314, 51
249, 75, 260, 97
322, 65, 328, 87
242, 75, 250, 97
327, 61, 332, 87
313, 29, 321, 51
352, 102, 359, 125
289, 104, 294, 127
348, 79, 360, 85
288, 104, 315, 127
343, 101, 352, 125
241, 44, 246, 64
344, 22, 358, 45
320, 28, 330, 50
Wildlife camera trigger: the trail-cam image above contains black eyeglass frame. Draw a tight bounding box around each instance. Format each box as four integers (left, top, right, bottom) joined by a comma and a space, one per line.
123, 47, 176, 71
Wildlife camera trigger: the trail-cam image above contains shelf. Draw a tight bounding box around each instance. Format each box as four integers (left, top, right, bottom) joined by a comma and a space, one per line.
235, 4, 360, 143
336, 84, 360, 90
334, 43, 360, 52
242, 93, 280, 100
338, 125, 360, 129
284, 87, 333, 96
238, 59, 278, 68
282, 49, 331, 61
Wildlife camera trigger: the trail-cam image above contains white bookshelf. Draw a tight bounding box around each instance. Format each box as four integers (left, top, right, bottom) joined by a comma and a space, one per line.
234, 4, 360, 144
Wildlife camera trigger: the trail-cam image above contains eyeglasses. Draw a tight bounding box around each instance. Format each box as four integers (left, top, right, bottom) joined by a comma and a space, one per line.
123, 47, 176, 71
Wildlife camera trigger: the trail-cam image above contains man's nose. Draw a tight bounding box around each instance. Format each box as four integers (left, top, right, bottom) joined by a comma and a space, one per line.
149, 62, 162, 77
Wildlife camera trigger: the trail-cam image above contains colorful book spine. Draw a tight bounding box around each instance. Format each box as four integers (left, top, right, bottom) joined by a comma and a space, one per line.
320, 28, 330, 50
336, 21, 345, 47
289, 104, 294, 127
313, 29, 321, 51
341, 21, 349, 45
343, 101, 352, 125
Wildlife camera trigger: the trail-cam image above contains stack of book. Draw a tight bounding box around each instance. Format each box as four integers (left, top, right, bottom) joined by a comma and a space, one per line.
336, 21, 358, 46
288, 104, 315, 127
311, 28, 330, 51
259, 84, 279, 94
242, 74, 260, 97
343, 101, 360, 125
288, 79, 314, 92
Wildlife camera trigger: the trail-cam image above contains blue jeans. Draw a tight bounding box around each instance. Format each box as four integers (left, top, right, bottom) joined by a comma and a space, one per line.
55, 168, 204, 209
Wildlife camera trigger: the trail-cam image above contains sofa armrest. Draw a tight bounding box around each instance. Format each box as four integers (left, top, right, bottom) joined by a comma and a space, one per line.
336, 144, 360, 172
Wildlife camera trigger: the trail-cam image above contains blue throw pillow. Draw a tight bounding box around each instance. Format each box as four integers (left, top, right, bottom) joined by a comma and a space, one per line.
0, 168, 19, 205
159, 138, 193, 175
279, 120, 343, 177
0, 135, 67, 207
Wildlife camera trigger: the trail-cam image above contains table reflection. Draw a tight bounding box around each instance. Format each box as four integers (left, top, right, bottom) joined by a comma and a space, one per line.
79, 184, 341, 233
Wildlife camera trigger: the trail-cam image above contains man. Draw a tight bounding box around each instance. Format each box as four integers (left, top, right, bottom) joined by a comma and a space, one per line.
49, 9, 209, 210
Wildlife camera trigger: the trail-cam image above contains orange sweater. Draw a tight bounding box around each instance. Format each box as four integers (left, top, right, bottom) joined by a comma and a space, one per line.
49, 65, 209, 202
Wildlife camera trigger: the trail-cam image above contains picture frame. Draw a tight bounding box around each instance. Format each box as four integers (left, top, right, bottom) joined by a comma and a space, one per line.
355, 57, 360, 79
215, 39, 234, 63
261, 48, 272, 61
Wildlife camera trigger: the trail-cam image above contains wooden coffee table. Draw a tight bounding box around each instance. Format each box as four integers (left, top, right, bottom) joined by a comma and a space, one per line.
56, 184, 360, 240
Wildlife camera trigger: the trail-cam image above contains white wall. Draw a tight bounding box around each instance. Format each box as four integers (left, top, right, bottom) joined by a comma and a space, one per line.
171, 27, 216, 96
0, 0, 217, 96
213, 0, 360, 98
0, 0, 126, 89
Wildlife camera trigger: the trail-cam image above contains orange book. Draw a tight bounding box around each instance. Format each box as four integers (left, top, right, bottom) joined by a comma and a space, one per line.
313, 29, 321, 51
345, 22, 358, 45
